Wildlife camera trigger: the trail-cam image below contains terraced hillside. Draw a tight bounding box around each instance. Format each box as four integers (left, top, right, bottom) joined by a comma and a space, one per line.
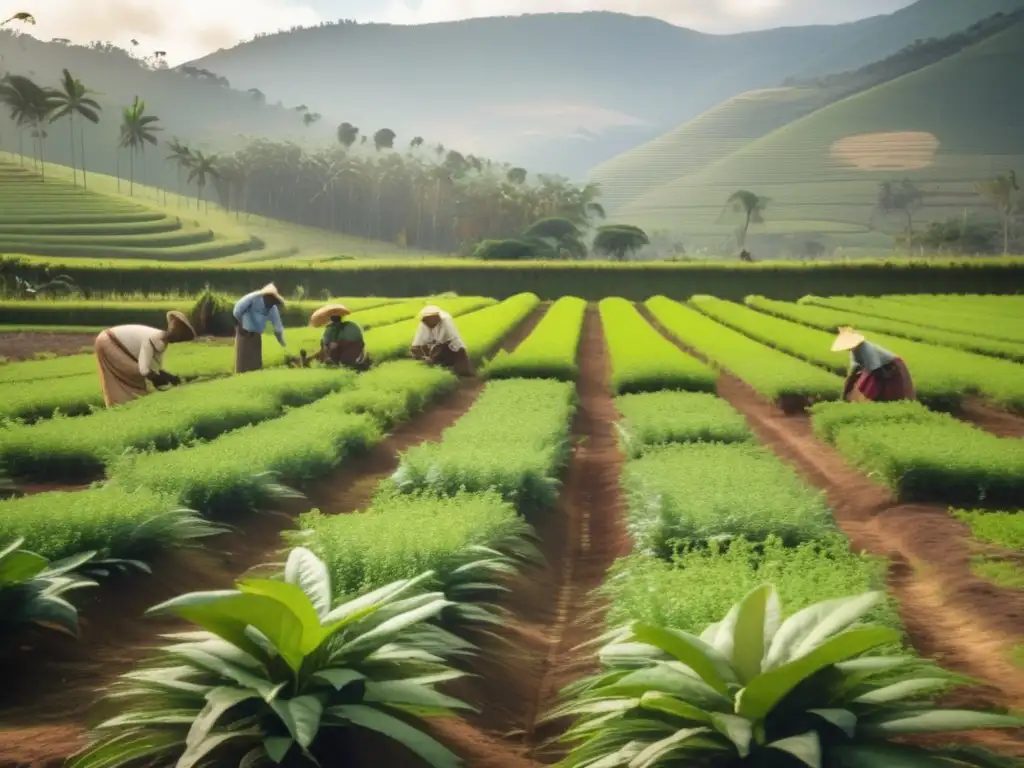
603, 20, 1024, 246
0, 159, 412, 262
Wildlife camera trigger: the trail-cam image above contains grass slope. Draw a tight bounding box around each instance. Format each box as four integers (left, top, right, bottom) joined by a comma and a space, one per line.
614, 20, 1024, 243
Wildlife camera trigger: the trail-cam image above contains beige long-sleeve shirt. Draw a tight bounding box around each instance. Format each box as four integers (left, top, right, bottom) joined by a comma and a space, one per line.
412, 312, 465, 352
108, 324, 167, 375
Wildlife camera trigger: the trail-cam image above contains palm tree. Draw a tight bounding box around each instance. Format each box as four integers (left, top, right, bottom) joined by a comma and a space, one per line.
976, 170, 1020, 255
302, 111, 321, 128
49, 68, 101, 188
0, 75, 56, 175
725, 189, 769, 254
186, 150, 219, 212
0, 12, 34, 26
373, 128, 396, 151
165, 137, 193, 207
118, 96, 161, 196
410, 136, 424, 150
337, 122, 358, 149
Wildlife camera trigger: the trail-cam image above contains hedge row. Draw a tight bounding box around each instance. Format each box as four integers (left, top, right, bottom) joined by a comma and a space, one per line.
5, 257, 1022, 300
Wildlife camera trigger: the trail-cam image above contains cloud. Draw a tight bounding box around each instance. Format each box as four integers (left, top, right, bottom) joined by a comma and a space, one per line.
4, 0, 321, 63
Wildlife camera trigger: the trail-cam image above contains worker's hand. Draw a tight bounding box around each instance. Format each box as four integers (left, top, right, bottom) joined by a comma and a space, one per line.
164, 372, 182, 386
146, 371, 171, 388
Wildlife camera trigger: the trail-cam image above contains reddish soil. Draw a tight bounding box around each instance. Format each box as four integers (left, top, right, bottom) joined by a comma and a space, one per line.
0, 309, 549, 767
954, 397, 1024, 438
0, 332, 95, 362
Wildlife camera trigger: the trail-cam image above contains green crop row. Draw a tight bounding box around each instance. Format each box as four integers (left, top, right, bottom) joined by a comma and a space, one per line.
614, 391, 752, 458
645, 295, 842, 405
599, 297, 717, 394
0, 373, 105, 422
108, 361, 458, 519
0, 219, 183, 236
0, 228, 217, 248
807, 296, 1024, 345
0, 368, 356, 482
484, 296, 586, 381
0, 211, 167, 225
391, 379, 576, 511
810, 400, 1024, 505
747, 295, 1024, 362
296, 489, 533, 600
8, 255, 1022, 300
0, 234, 262, 261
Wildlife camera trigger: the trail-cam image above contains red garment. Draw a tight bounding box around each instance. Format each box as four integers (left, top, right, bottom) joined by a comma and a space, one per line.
849, 357, 916, 402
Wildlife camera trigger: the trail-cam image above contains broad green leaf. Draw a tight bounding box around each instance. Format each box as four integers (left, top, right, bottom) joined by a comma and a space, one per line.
67, 731, 182, 768
364, 679, 473, 712
178, 730, 258, 768
764, 592, 882, 670
738, 627, 899, 719
629, 625, 737, 696
147, 590, 275, 665
710, 713, 753, 757
861, 709, 1023, 735
0, 549, 47, 584
727, 585, 774, 683
264, 736, 294, 764
853, 677, 952, 705
831, 743, 962, 767
606, 664, 732, 712
627, 727, 714, 767
284, 547, 332, 620
314, 668, 366, 691
270, 695, 324, 749
185, 686, 258, 749
331, 704, 461, 768
338, 599, 450, 655
0, 537, 26, 560
322, 572, 433, 625
808, 708, 857, 737
766, 732, 821, 768
235, 578, 325, 654
165, 646, 281, 702
42, 550, 98, 577
638, 691, 713, 724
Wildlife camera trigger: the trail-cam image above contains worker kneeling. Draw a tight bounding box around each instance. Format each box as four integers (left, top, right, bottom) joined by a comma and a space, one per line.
832, 326, 916, 403
94, 311, 196, 406
410, 305, 473, 377
309, 304, 371, 370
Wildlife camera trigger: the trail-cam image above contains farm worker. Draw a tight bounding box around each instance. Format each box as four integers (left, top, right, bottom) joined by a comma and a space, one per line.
233, 283, 286, 373
309, 303, 372, 371
93, 311, 196, 406
410, 305, 473, 377
832, 326, 916, 403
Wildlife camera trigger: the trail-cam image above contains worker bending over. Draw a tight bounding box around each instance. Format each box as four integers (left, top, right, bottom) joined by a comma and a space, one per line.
233, 283, 287, 373
94, 311, 196, 406
832, 326, 916, 403
410, 305, 473, 376
309, 304, 371, 370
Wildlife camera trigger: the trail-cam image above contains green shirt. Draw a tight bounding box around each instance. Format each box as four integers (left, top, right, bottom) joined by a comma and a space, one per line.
321, 320, 363, 346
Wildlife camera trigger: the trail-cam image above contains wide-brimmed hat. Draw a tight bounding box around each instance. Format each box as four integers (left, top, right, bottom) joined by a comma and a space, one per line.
418, 305, 443, 320
831, 326, 866, 352
166, 310, 196, 340
310, 303, 352, 327
259, 283, 285, 306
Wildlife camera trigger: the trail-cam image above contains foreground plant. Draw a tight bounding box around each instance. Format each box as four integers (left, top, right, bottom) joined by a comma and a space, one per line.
69, 547, 473, 767
0, 537, 98, 637
549, 585, 1021, 767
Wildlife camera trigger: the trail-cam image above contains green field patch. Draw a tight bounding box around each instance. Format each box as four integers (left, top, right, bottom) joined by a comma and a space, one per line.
615, 391, 752, 457
485, 296, 585, 381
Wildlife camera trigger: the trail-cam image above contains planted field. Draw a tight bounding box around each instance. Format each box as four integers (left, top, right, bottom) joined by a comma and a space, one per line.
599, 296, 716, 394
614, 390, 752, 457
485, 295, 586, 381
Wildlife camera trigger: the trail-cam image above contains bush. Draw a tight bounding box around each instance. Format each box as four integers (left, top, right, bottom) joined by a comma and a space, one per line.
615, 391, 752, 457
599, 297, 717, 394
485, 296, 586, 381
623, 442, 834, 556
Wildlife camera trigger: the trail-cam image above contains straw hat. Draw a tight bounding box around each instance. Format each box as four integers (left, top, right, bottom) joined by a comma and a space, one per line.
418, 305, 443, 320
259, 283, 285, 306
166, 310, 196, 340
310, 303, 352, 328
831, 326, 866, 352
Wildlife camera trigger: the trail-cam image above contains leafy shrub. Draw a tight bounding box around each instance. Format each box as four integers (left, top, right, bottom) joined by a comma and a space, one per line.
0, 368, 355, 481
485, 296, 586, 381
808, 399, 939, 444
0, 373, 104, 422
646, 295, 842, 404
623, 443, 834, 556
392, 379, 576, 510
599, 297, 717, 395
615, 391, 752, 457
549, 585, 1021, 767
953, 508, 1024, 552
0, 538, 97, 637
69, 549, 471, 768
600, 536, 900, 635
0, 485, 222, 561
295, 489, 536, 601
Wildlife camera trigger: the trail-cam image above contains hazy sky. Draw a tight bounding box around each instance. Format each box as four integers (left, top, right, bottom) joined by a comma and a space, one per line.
8, 0, 917, 64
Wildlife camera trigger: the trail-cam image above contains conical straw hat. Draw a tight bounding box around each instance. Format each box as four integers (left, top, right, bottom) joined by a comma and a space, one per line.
259, 283, 285, 306
831, 326, 866, 352
310, 304, 351, 328
166, 310, 196, 340
418, 305, 443, 319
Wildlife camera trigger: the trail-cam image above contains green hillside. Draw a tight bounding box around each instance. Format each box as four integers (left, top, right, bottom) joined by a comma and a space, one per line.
612, 20, 1024, 247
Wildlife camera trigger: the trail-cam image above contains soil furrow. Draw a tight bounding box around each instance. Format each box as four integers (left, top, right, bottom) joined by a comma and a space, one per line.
0, 310, 545, 766
953, 397, 1024, 438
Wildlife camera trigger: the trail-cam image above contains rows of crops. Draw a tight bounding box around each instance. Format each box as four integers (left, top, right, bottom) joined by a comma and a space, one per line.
0, 162, 272, 261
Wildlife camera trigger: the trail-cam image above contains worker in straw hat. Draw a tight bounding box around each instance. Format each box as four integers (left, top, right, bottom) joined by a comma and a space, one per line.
232, 283, 287, 373
307, 303, 372, 370
832, 326, 916, 403
410, 304, 473, 377
93, 311, 196, 406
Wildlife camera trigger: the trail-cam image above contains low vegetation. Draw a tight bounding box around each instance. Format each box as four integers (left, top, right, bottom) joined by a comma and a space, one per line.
485, 296, 586, 381
614, 391, 752, 458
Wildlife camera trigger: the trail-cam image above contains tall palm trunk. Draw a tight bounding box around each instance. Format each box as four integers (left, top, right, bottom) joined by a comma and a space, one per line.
129, 149, 135, 196
67, 113, 77, 186
80, 122, 89, 190
116, 150, 121, 193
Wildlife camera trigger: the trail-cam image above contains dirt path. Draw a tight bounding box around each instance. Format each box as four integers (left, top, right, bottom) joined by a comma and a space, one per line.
0, 332, 95, 362
0, 311, 546, 767
954, 398, 1024, 438
424, 307, 630, 767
